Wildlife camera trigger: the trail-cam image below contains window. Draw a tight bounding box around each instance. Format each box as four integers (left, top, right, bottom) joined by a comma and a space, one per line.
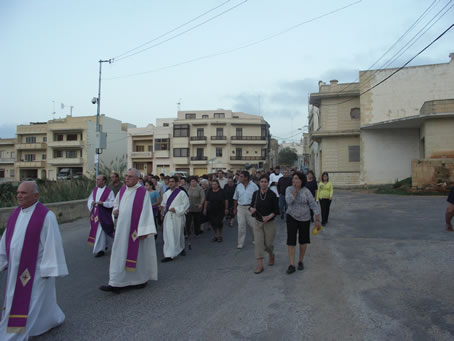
174, 124, 189, 137
173, 148, 189, 157
155, 139, 168, 150
25, 136, 36, 144
350, 108, 360, 120
66, 150, 78, 158
261, 148, 267, 158
216, 128, 224, 136
348, 146, 360, 162
261, 125, 267, 137
236, 128, 243, 137
11, 152, 15, 159
10, 169, 15, 177
163, 123, 169, 127
148, 145, 153, 152
196, 148, 204, 157
185, 113, 196, 119
0, 169, 4, 178
56, 134, 64, 141
134, 162, 145, 170
216, 147, 223, 157
214, 113, 225, 119
24, 154, 35, 162
202, 114, 209, 119
43, 137, 47, 142
67, 134, 78, 141
135, 145, 145, 152
42, 154, 46, 160
197, 128, 204, 137
236, 148, 242, 158
55, 151, 63, 158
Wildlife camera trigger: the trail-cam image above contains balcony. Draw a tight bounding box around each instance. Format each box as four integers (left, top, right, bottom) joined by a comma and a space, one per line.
210, 136, 227, 144
16, 161, 46, 168
230, 156, 265, 161
174, 157, 189, 165
190, 156, 208, 164
48, 140, 84, 148
15, 143, 47, 150
230, 136, 267, 144
0, 158, 15, 164
131, 151, 153, 159
190, 136, 207, 144
154, 150, 170, 158
48, 157, 83, 165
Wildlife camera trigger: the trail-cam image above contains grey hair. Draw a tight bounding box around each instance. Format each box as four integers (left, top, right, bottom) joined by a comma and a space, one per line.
128, 168, 141, 178
22, 181, 39, 194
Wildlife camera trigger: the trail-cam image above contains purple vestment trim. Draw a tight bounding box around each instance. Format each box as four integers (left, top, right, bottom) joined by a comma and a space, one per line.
165, 188, 181, 212
88, 187, 113, 244
5, 202, 48, 333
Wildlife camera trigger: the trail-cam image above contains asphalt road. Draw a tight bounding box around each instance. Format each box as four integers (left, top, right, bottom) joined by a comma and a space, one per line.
2, 190, 454, 340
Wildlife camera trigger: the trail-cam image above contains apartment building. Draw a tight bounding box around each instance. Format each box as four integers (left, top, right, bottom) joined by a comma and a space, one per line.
127, 110, 270, 176
308, 53, 454, 186
0, 138, 16, 182
14, 115, 130, 181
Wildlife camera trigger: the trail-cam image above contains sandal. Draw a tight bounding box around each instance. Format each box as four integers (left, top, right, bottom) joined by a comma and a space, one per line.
254, 267, 264, 274
211, 237, 218, 242
217, 236, 223, 242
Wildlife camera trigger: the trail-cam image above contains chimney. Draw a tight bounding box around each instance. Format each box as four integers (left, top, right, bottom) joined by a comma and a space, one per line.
330, 79, 338, 85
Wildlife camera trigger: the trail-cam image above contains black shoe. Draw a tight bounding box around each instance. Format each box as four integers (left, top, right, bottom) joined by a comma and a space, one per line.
298, 262, 304, 271
286, 265, 296, 274
99, 285, 121, 293
161, 257, 173, 263
131, 282, 147, 289
180, 250, 187, 256
95, 251, 105, 258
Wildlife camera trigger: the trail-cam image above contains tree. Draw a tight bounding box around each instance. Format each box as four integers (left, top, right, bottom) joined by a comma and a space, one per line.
278, 147, 298, 166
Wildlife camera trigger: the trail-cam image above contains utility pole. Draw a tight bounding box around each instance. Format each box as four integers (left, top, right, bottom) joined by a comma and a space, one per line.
94, 59, 113, 177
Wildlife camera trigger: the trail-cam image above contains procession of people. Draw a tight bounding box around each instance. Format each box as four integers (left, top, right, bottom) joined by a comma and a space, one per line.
1, 166, 328, 339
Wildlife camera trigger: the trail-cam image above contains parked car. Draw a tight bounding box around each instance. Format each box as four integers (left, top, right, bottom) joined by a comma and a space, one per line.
170, 171, 189, 178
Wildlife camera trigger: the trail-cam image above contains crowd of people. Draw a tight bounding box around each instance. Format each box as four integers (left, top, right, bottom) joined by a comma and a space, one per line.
1, 166, 333, 340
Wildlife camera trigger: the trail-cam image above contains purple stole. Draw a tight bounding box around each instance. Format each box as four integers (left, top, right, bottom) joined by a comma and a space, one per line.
118, 185, 146, 272
165, 188, 181, 213
5, 202, 49, 334
88, 187, 113, 244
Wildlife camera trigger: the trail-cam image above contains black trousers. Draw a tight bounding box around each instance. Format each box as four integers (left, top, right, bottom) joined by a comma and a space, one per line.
185, 212, 201, 236
319, 199, 331, 225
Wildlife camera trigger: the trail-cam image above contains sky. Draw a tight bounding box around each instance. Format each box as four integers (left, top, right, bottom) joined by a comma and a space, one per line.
0, 0, 453, 142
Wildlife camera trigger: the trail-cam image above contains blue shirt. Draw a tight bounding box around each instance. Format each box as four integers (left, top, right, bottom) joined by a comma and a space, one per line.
233, 181, 259, 206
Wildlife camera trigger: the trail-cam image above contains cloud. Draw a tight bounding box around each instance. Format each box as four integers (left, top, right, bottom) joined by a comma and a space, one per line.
270, 78, 318, 106
230, 92, 262, 115
0, 124, 16, 138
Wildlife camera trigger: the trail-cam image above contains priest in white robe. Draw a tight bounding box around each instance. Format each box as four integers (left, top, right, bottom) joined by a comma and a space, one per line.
0, 181, 68, 341
87, 175, 115, 257
160, 176, 190, 262
99, 168, 158, 292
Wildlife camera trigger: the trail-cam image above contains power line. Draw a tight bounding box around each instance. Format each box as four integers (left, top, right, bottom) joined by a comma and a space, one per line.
104, 0, 362, 80
113, 0, 232, 60
114, 0, 248, 62
322, 0, 448, 98
318, 23, 454, 107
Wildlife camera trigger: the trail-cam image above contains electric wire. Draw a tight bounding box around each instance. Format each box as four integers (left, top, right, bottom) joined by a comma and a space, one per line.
113, 0, 232, 60
104, 0, 362, 80
114, 0, 248, 62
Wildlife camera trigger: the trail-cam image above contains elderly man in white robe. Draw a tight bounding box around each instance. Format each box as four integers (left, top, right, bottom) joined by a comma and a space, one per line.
160, 176, 190, 262
99, 168, 158, 293
87, 174, 115, 257
0, 181, 68, 340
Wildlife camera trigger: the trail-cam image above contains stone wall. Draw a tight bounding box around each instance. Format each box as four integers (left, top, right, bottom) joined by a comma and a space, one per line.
412, 159, 454, 188
0, 199, 89, 230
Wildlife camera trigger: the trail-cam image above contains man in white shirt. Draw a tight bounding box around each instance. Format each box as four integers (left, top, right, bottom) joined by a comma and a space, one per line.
269, 166, 283, 197
233, 170, 258, 249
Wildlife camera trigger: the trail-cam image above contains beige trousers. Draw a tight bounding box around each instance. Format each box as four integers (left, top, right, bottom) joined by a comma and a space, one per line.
237, 205, 256, 248
253, 219, 276, 259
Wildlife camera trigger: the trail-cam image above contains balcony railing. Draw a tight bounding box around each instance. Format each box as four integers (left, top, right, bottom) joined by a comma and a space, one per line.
231, 136, 266, 140
0, 158, 15, 164
210, 136, 227, 140
190, 156, 208, 161
131, 151, 153, 158
190, 136, 207, 141
230, 156, 265, 161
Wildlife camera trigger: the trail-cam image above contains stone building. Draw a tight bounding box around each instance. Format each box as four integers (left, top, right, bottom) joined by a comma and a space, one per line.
0, 138, 17, 182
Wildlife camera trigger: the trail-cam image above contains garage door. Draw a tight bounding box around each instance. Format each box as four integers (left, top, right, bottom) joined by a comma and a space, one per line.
193, 168, 208, 176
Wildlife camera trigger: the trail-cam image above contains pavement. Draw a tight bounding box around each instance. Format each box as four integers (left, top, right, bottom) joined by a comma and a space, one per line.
2, 190, 454, 340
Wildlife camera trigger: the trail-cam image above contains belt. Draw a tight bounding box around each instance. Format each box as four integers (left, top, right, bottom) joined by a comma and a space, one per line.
239, 204, 249, 206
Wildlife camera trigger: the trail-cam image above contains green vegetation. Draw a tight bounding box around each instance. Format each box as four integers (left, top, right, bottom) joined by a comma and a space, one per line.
278, 147, 298, 166
374, 177, 444, 196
